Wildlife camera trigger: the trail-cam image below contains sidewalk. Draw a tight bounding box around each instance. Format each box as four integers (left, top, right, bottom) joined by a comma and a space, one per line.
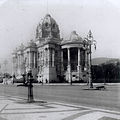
1, 82, 120, 86
0, 95, 120, 120
32, 83, 120, 86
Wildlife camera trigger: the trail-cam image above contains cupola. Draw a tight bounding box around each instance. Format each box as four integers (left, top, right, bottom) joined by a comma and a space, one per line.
41, 14, 60, 38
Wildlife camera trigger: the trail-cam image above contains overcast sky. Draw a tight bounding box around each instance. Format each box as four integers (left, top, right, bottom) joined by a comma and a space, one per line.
0, 0, 120, 62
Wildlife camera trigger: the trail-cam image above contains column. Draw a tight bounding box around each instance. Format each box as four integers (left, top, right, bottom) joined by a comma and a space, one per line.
50, 48, 52, 67
17, 55, 19, 74
19, 55, 20, 69
34, 52, 36, 68
20, 53, 22, 74
52, 49, 55, 67
29, 51, 31, 69
45, 48, 47, 67
12, 56, 14, 75
61, 50, 64, 74
77, 48, 81, 80
32, 52, 34, 68
27, 52, 29, 70
18, 54, 21, 75
84, 50, 88, 71
43, 50, 45, 67
46, 49, 48, 67
68, 48, 70, 66
78, 48, 81, 66
17, 55, 19, 69
67, 48, 71, 84
47, 48, 50, 67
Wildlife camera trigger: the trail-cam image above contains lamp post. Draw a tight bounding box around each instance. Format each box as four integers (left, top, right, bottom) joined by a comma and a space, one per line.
27, 70, 34, 103
85, 30, 96, 88
89, 41, 93, 88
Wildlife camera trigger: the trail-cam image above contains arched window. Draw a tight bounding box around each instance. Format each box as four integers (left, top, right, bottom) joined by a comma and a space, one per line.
52, 23, 56, 28
45, 22, 49, 27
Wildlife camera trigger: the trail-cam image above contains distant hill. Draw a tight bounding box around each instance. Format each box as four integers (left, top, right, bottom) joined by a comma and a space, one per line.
92, 57, 120, 65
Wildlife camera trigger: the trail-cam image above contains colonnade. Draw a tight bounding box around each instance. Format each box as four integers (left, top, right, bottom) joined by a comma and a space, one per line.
61, 47, 90, 82
17, 52, 24, 75
27, 51, 37, 69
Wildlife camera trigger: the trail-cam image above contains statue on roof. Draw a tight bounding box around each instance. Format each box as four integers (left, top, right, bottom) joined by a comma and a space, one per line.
36, 23, 42, 39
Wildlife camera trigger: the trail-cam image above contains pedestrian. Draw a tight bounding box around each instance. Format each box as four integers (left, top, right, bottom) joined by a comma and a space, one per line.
3, 77, 5, 84
46, 79, 48, 83
13, 74, 16, 84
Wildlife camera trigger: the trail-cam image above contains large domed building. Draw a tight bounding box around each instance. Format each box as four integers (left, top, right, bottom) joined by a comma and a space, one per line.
12, 14, 92, 83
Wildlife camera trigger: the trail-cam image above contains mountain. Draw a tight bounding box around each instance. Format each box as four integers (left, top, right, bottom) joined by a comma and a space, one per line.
92, 57, 120, 65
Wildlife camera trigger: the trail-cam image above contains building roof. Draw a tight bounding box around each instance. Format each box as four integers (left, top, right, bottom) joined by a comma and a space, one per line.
41, 14, 60, 39
12, 48, 18, 54
42, 14, 57, 26
70, 31, 83, 42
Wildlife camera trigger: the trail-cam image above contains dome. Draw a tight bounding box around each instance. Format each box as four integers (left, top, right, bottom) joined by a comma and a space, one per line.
43, 14, 56, 25
41, 14, 60, 38
36, 23, 42, 39
27, 40, 36, 47
61, 31, 83, 45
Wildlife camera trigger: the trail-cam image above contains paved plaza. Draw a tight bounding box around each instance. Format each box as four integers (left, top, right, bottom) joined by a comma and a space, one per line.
0, 95, 120, 120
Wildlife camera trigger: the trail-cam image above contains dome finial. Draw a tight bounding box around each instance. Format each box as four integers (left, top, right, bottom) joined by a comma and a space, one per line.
70, 30, 79, 41
46, 14, 51, 17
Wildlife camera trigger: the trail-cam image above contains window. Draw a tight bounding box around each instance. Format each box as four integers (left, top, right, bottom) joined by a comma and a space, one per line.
73, 75, 76, 77
53, 23, 55, 28
45, 22, 48, 27
40, 52, 42, 58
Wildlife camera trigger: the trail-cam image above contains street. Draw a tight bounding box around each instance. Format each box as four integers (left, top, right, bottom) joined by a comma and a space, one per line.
0, 83, 119, 111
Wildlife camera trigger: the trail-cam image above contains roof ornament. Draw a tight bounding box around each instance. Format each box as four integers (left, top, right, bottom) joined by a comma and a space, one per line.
36, 23, 42, 39
70, 31, 79, 41
84, 30, 97, 50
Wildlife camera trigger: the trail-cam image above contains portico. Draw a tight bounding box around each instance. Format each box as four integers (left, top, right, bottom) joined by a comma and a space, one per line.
61, 31, 89, 83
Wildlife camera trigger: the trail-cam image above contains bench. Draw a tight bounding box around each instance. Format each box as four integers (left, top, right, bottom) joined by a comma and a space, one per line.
96, 85, 106, 90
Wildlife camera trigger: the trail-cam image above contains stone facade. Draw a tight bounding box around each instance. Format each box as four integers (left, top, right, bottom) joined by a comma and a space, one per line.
12, 14, 91, 83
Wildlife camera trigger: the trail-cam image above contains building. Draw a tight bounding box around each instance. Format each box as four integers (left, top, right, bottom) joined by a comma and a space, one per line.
12, 14, 92, 83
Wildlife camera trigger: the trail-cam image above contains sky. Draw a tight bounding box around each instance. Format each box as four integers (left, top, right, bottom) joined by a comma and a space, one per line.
0, 0, 120, 62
